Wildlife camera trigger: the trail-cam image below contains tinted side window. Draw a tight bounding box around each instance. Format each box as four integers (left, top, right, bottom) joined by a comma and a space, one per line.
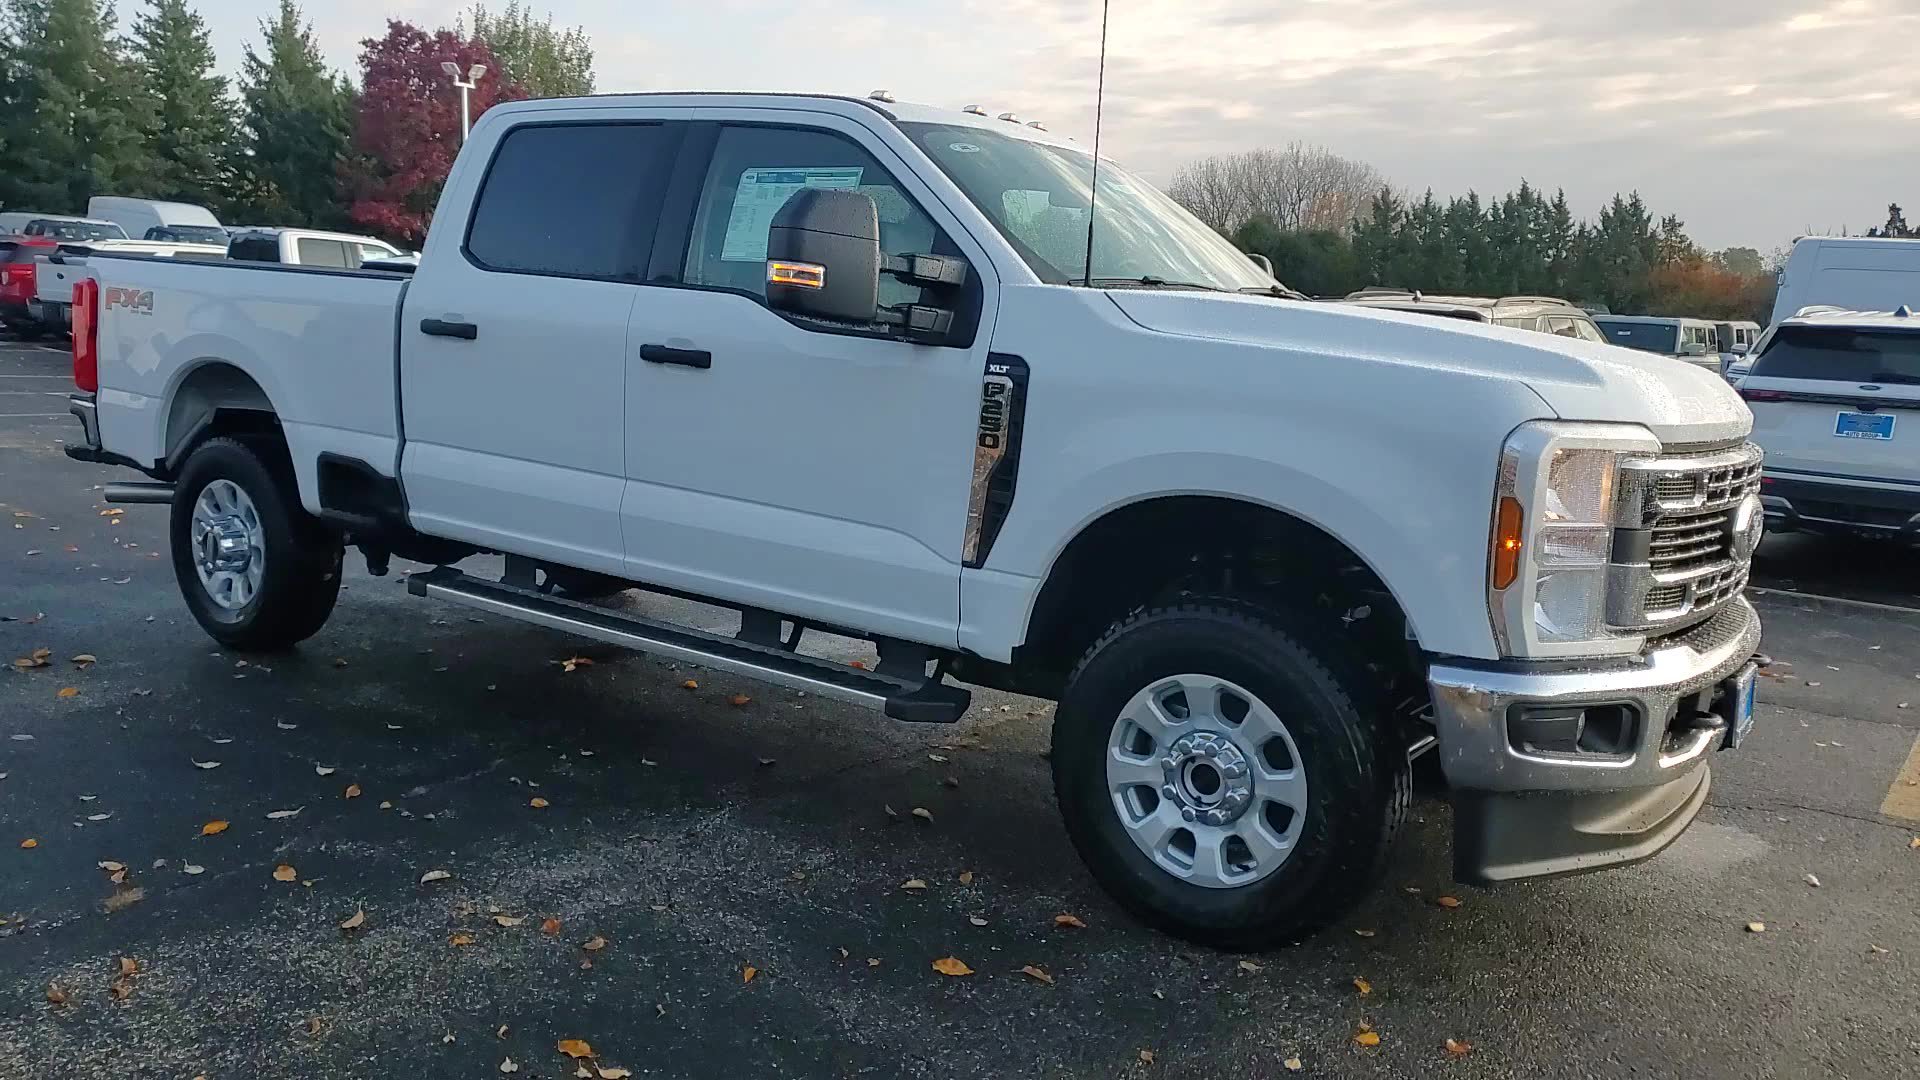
228, 235, 279, 263
683, 125, 945, 309
296, 238, 350, 267
466, 122, 681, 280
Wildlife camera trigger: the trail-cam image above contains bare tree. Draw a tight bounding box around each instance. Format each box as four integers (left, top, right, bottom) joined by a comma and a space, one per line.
1168, 143, 1383, 235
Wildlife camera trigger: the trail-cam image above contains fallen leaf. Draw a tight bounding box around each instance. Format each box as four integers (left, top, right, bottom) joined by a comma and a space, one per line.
1020, 964, 1054, 985
1445, 1037, 1474, 1057
182, 863, 205, 875
1139, 1049, 1156, 1065
266, 808, 303, 820
931, 956, 973, 976
958, 870, 974, 885
272, 864, 297, 882
117, 956, 138, 977
1805, 873, 1822, 888
100, 508, 124, 517
192, 760, 220, 770
109, 868, 127, 884
70, 654, 96, 666
419, 869, 452, 884
1238, 959, 1263, 975
597, 1069, 632, 1079
640, 758, 657, 767
558, 656, 595, 673
103, 887, 145, 912
20, 838, 40, 849
557, 1038, 596, 1059
928, 753, 949, 763
681, 679, 698, 690
276, 720, 298, 730
911, 807, 933, 822
883, 804, 899, 821
46, 985, 69, 1004
757, 757, 775, 766
1870, 945, 1890, 955
529, 797, 550, 810
340, 909, 366, 931
56, 687, 78, 699
900, 878, 928, 892
344, 784, 361, 799
497, 1025, 509, 1039
450, 933, 475, 946
1283, 1057, 1304, 1072
1055, 913, 1087, 929
969, 916, 988, 926
1435, 895, 1463, 909
314, 765, 336, 777
1909, 836, 1920, 850
1353, 1030, 1381, 1048
1354, 928, 1378, 938
541, 917, 561, 935
742, 964, 757, 984
98, 861, 125, 872
86, 813, 111, 822
494, 914, 525, 927
1746, 921, 1767, 933
499, 1057, 519, 1074
582, 935, 608, 952
867, 957, 880, 968
729, 693, 751, 706
1353, 976, 1373, 995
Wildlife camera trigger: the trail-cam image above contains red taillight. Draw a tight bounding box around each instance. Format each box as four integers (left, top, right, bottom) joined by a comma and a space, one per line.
72, 277, 99, 393
1739, 388, 1786, 402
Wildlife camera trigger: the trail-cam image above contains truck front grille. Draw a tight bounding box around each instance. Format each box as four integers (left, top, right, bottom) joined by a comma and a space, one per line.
1610, 444, 1763, 630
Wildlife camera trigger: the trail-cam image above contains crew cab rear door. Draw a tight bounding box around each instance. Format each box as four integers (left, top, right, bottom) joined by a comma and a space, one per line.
400, 110, 688, 574
1743, 323, 1920, 485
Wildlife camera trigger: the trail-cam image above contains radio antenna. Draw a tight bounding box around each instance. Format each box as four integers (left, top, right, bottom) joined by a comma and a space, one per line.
1081, 0, 1110, 288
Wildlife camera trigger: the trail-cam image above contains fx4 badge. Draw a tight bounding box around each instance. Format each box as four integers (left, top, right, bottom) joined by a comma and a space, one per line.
104, 287, 154, 315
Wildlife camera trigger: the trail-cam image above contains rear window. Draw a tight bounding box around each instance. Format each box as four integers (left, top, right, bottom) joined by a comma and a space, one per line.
1750, 326, 1920, 385
1597, 321, 1678, 354
228, 235, 279, 262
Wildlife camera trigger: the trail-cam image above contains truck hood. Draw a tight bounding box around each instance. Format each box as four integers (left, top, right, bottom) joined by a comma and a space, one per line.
1107, 291, 1752, 448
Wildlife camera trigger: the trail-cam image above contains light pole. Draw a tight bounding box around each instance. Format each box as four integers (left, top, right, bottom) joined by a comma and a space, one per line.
441, 62, 488, 141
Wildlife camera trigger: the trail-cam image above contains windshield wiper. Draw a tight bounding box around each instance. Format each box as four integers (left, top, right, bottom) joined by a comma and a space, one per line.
1237, 284, 1310, 301
1086, 276, 1223, 292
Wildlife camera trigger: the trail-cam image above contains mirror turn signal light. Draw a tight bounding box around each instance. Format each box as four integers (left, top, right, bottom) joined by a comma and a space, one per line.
1492, 496, 1523, 590
767, 260, 826, 289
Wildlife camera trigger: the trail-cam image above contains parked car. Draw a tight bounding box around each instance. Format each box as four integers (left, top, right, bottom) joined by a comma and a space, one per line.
86, 197, 227, 245
1773, 236, 1920, 326
0, 210, 54, 236
227, 227, 405, 269
20, 216, 127, 242
1739, 305, 1920, 536
1717, 320, 1763, 380
60, 92, 1762, 948
0, 237, 56, 336
30, 239, 227, 331
1339, 290, 1611, 341
1593, 315, 1723, 372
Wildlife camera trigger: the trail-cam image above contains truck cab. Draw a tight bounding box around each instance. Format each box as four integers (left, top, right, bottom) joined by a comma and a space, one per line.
62, 93, 1763, 948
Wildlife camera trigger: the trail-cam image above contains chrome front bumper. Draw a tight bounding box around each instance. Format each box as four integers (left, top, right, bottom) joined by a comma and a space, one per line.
1428, 598, 1762, 883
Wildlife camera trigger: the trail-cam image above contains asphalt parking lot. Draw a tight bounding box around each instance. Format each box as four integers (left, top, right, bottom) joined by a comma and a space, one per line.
3, 338, 1918, 1079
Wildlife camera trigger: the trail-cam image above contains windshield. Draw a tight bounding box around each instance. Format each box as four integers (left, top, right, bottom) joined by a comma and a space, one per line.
1751, 326, 1920, 385
28, 220, 126, 241
1596, 320, 1678, 354
899, 122, 1273, 291
147, 225, 227, 244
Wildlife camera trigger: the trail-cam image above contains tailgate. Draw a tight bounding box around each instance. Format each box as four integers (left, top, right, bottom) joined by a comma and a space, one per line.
1743, 324, 1920, 484
34, 255, 87, 304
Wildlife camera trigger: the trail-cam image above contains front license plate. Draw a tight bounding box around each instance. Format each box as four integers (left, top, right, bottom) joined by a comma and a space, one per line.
1718, 664, 1758, 750
1834, 411, 1894, 440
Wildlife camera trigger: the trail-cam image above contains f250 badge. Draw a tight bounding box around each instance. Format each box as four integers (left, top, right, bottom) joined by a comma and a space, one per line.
104, 287, 154, 315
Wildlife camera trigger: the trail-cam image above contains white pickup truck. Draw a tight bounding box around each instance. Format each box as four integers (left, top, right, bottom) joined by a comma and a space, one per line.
63, 93, 1763, 947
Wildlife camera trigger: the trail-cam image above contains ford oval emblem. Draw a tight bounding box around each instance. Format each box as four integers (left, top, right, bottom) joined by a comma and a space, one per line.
1728, 494, 1765, 562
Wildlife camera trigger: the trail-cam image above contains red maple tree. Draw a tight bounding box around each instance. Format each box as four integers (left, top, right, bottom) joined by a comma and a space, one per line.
341, 21, 526, 246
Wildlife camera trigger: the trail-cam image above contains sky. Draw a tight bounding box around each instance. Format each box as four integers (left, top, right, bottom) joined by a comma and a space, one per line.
189, 0, 1920, 253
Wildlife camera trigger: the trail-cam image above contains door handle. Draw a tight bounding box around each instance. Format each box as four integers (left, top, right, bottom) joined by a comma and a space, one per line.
640, 344, 712, 370
420, 318, 478, 340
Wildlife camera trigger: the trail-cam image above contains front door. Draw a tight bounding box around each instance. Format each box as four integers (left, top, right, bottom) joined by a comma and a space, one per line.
619, 113, 999, 646
400, 114, 685, 574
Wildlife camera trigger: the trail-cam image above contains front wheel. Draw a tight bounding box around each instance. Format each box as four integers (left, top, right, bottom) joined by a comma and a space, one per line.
1051, 601, 1406, 949
170, 436, 344, 651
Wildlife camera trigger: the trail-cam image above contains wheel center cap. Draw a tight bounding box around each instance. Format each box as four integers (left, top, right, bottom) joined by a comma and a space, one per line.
1160, 730, 1254, 826
199, 516, 252, 574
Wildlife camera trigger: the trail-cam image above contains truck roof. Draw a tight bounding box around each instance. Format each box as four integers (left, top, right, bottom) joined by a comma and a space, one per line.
488, 92, 1085, 153
1779, 305, 1920, 329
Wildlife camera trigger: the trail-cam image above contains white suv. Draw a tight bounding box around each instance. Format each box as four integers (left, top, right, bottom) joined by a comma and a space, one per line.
1741, 305, 1920, 534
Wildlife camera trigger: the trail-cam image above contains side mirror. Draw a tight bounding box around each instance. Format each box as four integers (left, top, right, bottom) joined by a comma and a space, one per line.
766, 188, 968, 344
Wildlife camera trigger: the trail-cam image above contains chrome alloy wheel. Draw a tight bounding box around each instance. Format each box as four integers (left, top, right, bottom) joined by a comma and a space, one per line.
1105, 673, 1307, 888
190, 478, 265, 611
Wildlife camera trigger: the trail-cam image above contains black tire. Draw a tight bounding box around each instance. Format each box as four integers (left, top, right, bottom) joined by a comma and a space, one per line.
170, 436, 343, 652
1051, 600, 1407, 949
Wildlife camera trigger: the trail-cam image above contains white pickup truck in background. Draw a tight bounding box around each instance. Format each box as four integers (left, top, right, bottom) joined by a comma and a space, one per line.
62, 93, 1763, 947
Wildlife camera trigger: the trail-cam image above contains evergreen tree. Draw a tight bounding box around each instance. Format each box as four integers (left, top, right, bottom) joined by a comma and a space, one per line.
231, 0, 352, 226
131, 0, 233, 207
0, 0, 153, 212
460, 2, 593, 99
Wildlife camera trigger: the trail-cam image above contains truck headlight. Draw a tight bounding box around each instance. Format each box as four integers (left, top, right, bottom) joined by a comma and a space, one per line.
1490, 421, 1661, 658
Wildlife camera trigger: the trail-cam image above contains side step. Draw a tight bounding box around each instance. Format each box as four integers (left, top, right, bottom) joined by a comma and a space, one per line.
405, 566, 972, 723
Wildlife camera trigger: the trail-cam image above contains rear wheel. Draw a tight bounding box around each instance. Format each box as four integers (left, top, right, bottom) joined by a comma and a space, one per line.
170, 436, 343, 651
1051, 600, 1406, 948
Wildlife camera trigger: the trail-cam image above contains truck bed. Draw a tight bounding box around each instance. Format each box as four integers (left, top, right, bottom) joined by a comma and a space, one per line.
87, 254, 412, 515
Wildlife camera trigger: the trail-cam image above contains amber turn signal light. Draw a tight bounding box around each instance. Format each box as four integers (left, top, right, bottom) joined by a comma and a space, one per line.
767, 260, 826, 289
1491, 496, 1523, 590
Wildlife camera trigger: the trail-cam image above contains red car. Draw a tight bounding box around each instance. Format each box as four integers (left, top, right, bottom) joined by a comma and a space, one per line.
0, 237, 58, 338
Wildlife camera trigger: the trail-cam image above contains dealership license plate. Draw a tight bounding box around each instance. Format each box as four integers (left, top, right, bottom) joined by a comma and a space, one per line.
1718, 664, 1758, 750
1834, 411, 1894, 440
